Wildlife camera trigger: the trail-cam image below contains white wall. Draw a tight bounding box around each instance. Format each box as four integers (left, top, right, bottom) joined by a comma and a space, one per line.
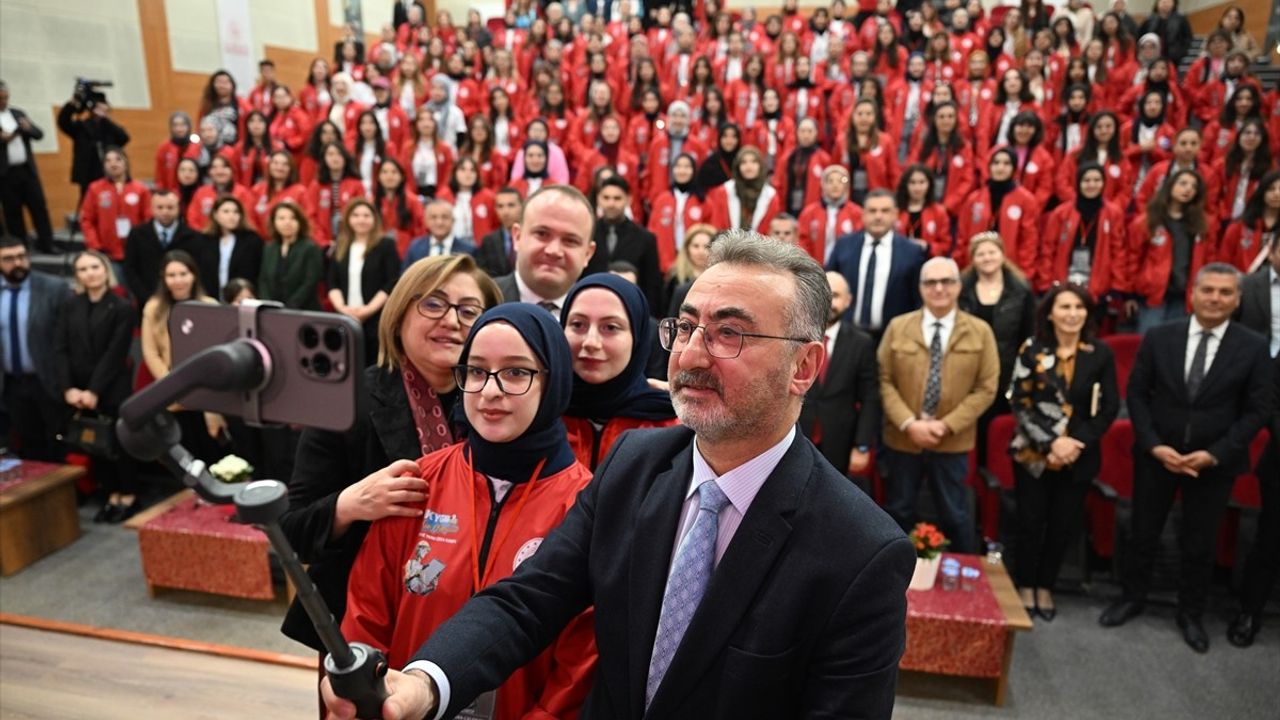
167, 0, 319, 75
0, 0, 151, 152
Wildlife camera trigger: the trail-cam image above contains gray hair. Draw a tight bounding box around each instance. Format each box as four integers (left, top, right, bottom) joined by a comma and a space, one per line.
921, 256, 961, 281
707, 229, 829, 342
1194, 262, 1241, 286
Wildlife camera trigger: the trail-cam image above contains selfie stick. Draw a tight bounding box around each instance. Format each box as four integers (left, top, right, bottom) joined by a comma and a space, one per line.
116, 302, 389, 719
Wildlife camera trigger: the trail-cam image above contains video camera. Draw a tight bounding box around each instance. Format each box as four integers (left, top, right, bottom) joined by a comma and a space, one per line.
73, 77, 113, 108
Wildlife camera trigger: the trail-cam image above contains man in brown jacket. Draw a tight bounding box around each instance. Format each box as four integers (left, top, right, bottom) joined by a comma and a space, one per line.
878, 257, 999, 553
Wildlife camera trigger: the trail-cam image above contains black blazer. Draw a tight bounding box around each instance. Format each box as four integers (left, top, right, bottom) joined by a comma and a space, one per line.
414, 426, 915, 719
190, 229, 264, 299
474, 228, 515, 277
1137, 12, 1193, 65
326, 238, 400, 305
959, 270, 1035, 399
258, 237, 324, 310
0, 106, 43, 176
826, 231, 926, 330
0, 271, 73, 400
493, 272, 521, 304
585, 219, 665, 313
56, 103, 130, 186
52, 291, 135, 411
798, 322, 880, 472
1127, 319, 1275, 476
123, 222, 201, 303
278, 365, 424, 650
1235, 267, 1274, 347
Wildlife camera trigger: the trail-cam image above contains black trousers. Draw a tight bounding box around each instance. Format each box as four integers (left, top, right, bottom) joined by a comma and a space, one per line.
1239, 449, 1280, 617
3, 374, 64, 462
1013, 463, 1090, 590
0, 164, 53, 247
1123, 453, 1235, 617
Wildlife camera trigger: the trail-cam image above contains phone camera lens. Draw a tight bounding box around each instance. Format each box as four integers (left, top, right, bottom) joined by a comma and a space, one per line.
300, 325, 319, 349
312, 353, 331, 377
323, 327, 345, 352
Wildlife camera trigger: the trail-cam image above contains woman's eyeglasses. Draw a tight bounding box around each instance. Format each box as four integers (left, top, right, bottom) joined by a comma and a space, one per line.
416, 295, 484, 326
453, 365, 543, 395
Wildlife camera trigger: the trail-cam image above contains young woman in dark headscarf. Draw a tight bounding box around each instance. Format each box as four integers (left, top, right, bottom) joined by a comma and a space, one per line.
559, 274, 679, 470
343, 303, 597, 719
706, 146, 782, 233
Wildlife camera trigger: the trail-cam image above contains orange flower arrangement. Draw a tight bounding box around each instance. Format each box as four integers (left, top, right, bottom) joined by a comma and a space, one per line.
908, 522, 950, 560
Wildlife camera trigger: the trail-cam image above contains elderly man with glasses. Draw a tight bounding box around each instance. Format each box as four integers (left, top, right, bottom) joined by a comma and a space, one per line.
877, 255, 999, 553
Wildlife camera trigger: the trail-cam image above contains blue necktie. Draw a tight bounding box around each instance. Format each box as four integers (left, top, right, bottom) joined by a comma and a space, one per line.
8, 287, 22, 375
859, 238, 881, 328
646, 479, 731, 707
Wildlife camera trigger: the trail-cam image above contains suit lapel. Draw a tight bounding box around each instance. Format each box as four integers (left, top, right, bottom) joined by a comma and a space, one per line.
645, 437, 808, 718
1194, 324, 1238, 400
822, 324, 854, 396
1173, 320, 1191, 399
628, 446, 693, 718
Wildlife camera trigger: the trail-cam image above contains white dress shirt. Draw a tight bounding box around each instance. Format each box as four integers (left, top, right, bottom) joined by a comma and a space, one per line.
217, 233, 236, 294
922, 307, 957, 356
514, 270, 568, 314
0, 108, 28, 166
852, 232, 894, 330
1269, 267, 1280, 358
1185, 316, 1227, 379
348, 242, 366, 306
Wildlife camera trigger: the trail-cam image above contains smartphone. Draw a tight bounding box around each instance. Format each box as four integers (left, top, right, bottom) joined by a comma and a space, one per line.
169, 302, 363, 432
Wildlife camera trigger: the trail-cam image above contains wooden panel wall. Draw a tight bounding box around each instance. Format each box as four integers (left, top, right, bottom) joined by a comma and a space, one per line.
34, 0, 350, 225
1186, 0, 1271, 40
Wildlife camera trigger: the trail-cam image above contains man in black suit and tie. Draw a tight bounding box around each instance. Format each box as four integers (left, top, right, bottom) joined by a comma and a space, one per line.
402, 199, 477, 269
123, 191, 198, 303
0, 82, 53, 253
322, 230, 914, 720
0, 236, 72, 460
491, 185, 596, 317
473, 187, 522, 277
1101, 263, 1276, 653
583, 177, 664, 312
799, 271, 879, 492
1234, 237, 1279, 359
826, 189, 926, 342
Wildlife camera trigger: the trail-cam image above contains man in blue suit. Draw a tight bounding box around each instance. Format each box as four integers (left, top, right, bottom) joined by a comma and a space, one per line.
826, 189, 927, 341
401, 199, 476, 270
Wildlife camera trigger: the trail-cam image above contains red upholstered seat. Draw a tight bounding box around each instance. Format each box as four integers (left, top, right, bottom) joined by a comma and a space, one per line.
1103, 334, 1141, 400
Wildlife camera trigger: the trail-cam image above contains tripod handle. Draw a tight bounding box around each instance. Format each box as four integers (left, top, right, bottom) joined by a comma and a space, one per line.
325, 643, 390, 720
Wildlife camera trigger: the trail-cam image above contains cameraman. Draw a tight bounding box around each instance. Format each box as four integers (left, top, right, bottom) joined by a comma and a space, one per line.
0, 80, 53, 253
57, 80, 129, 202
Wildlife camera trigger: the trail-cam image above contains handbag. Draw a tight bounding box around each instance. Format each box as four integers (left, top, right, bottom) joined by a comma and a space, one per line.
58, 411, 119, 459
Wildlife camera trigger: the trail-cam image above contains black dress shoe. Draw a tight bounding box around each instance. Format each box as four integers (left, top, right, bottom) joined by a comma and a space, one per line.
110, 501, 140, 524
1037, 605, 1057, 622
1228, 613, 1261, 648
93, 503, 117, 523
1099, 599, 1145, 627
1177, 613, 1209, 653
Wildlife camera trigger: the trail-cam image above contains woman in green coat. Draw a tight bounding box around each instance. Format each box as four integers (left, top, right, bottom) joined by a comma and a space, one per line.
258, 200, 323, 309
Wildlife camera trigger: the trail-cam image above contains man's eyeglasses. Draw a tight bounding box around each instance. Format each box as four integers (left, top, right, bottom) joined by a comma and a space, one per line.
453, 365, 544, 395
920, 278, 959, 289
658, 317, 813, 359
416, 295, 484, 326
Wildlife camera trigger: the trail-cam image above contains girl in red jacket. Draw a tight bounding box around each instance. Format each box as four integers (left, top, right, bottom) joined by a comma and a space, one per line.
1214, 118, 1272, 226
706, 147, 782, 233
910, 101, 976, 218
773, 118, 830, 218
1056, 112, 1129, 205
977, 69, 1041, 159
1120, 91, 1178, 204
187, 154, 254, 231
458, 115, 510, 192
995, 111, 1058, 210
1200, 85, 1266, 166
955, 148, 1040, 275
298, 120, 343, 186
351, 110, 397, 197
797, 165, 864, 265
1046, 84, 1091, 165
894, 164, 953, 258
249, 150, 308, 236
436, 157, 498, 246
343, 303, 598, 720
307, 141, 368, 247
297, 58, 331, 125
81, 147, 150, 262
374, 158, 426, 258
837, 98, 899, 205
153, 112, 201, 192
1219, 170, 1280, 273
397, 112, 454, 201
1038, 163, 1129, 299
1127, 169, 1216, 329
268, 86, 311, 164
648, 153, 706, 273
559, 275, 680, 470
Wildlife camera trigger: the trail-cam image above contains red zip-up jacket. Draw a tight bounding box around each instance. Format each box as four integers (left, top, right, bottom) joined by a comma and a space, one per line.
648, 190, 708, 273
895, 204, 954, 258
153, 140, 202, 192
305, 177, 367, 247
954, 184, 1041, 274
186, 183, 255, 233
1127, 213, 1217, 310
80, 178, 151, 261
910, 141, 977, 218
797, 199, 864, 265
1037, 199, 1129, 296
248, 181, 309, 237
343, 443, 597, 720
563, 416, 680, 471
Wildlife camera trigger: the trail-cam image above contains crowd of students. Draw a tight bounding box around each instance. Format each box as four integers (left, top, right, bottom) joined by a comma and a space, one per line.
1, 0, 1279, 709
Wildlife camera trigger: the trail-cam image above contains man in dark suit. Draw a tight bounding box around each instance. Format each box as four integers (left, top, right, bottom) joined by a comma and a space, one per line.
473, 187, 521, 277
826, 189, 926, 342
799, 271, 879, 492
56, 89, 129, 201
0, 236, 72, 460
402, 199, 477, 269
123, 190, 199, 303
1101, 263, 1276, 653
1234, 237, 1279, 358
322, 230, 914, 720
492, 185, 596, 316
584, 177, 664, 312
0, 82, 53, 253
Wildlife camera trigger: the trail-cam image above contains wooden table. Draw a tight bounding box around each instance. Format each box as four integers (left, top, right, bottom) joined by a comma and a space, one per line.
899, 553, 1034, 706
0, 460, 85, 576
